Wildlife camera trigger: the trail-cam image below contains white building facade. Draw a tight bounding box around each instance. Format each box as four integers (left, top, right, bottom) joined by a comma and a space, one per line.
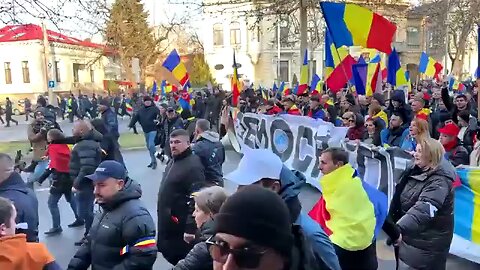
0, 24, 133, 99
201, 2, 324, 91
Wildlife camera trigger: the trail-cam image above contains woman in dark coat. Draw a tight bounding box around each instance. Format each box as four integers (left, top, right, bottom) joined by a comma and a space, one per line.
383, 138, 455, 270
173, 186, 228, 270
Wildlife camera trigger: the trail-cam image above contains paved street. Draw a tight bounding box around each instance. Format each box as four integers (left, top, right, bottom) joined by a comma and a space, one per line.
0, 115, 133, 142
28, 149, 479, 269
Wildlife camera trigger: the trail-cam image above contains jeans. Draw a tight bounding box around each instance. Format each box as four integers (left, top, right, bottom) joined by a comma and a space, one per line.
75, 190, 95, 236
144, 130, 157, 164
27, 160, 48, 184
48, 191, 78, 228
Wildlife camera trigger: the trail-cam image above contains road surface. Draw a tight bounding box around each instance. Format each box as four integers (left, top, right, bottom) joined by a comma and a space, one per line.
28, 149, 479, 269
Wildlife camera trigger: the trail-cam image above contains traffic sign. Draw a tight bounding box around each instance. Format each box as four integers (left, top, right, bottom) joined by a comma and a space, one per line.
48, 80, 55, 88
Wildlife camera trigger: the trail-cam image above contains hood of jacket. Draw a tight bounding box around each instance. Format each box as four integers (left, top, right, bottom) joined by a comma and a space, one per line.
199, 218, 215, 241
0, 173, 29, 195
82, 129, 103, 142
199, 130, 220, 142
0, 234, 29, 267
100, 178, 142, 211
278, 166, 306, 201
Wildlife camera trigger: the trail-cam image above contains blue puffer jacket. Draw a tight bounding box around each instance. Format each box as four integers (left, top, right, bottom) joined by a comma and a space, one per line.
279, 167, 341, 270
0, 172, 39, 242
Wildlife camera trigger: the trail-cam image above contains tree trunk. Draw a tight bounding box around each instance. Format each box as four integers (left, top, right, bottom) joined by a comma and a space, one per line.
451, 5, 480, 77
299, 0, 308, 64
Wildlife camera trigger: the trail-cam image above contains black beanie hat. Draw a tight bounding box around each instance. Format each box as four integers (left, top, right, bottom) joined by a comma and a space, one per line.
214, 185, 293, 257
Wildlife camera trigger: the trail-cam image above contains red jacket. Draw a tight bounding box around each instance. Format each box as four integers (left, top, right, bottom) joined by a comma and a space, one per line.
46, 144, 70, 173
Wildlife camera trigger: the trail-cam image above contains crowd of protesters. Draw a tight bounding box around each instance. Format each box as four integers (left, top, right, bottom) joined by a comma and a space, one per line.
0, 78, 477, 270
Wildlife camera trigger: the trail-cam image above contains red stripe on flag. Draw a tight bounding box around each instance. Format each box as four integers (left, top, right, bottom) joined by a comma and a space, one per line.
308, 196, 332, 236
434, 62, 443, 81
326, 55, 356, 93
367, 13, 396, 54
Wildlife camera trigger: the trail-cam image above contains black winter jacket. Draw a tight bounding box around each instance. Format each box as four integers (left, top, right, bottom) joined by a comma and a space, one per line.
157, 148, 206, 244
383, 160, 455, 270
445, 143, 470, 167
0, 172, 39, 242
67, 178, 157, 270
69, 130, 103, 190
101, 108, 119, 139
172, 219, 215, 270
129, 104, 160, 133
192, 131, 225, 185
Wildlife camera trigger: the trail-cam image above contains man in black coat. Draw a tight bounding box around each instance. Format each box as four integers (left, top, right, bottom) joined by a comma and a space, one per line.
99, 99, 120, 140
157, 129, 206, 265
5, 97, 18, 127
68, 161, 157, 270
69, 120, 103, 245
129, 96, 160, 169
0, 153, 39, 242
192, 119, 225, 186
162, 108, 184, 158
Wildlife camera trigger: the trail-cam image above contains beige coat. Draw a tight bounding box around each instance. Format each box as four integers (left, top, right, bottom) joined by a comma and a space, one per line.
27, 122, 47, 161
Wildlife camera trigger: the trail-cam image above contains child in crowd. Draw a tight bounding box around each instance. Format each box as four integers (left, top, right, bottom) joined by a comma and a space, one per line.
37, 129, 79, 235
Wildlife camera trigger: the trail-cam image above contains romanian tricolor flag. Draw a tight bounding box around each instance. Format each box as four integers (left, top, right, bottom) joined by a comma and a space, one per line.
324, 31, 349, 79
120, 236, 156, 256
419, 52, 442, 80
179, 91, 195, 111
326, 54, 357, 93
387, 48, 409, 88
298, 49, 309, 95
162, 49, 190, 88
449, 77, 465, 92
310, 74, 321, 94
454, 167, 480, 245
231, 51, 241, 106
126, 103, 133, 112
320, 2, 397, 54
272, 82, 278, 94
309, 165, 388, 251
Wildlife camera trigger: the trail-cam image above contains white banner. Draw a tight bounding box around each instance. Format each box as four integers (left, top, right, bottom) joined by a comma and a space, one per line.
229, 112, 480, 264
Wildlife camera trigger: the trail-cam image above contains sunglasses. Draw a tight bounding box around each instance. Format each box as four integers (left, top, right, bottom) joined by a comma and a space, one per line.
206, 236, 268, 268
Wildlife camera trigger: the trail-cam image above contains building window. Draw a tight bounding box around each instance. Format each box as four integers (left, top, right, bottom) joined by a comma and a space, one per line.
279, 19, 289, 45
279, 60, 289, 82
22, 61, 30, 83
4, 62, 11, 84
230, 22, 241, 45
213, 23, 224, 46
73, 63, 80, 83
90, 68, 95, 83
407, 27, 420, 48
54, 61, 61, 82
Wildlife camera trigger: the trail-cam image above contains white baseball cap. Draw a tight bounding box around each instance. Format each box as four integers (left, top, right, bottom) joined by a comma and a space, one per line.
225, 148, 283, 185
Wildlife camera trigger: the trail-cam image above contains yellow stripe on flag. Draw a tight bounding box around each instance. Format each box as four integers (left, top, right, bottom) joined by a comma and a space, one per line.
344, 4, 374, 48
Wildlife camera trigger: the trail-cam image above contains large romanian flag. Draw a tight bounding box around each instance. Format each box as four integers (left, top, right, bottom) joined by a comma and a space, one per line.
231, 51, 240, 106
320, 2, 397, 54
162, 49, 190, 88
455, 167, 480, 245
309, 165, 388, 251
419, 52, 442, 80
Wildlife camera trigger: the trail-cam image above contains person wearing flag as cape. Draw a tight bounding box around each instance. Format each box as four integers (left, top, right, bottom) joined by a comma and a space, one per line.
67, 160, 157, 270
310, 147, 388, 270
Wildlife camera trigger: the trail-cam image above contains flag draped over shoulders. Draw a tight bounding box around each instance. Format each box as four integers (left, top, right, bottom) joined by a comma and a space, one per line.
309, 165, 387, 251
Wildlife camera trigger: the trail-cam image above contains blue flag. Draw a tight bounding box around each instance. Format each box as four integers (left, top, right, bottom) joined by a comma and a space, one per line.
352, 56, 368, 95
151, 81, 158, 95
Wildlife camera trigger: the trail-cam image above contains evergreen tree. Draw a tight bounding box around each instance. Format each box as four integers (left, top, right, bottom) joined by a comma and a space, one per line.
190, 54, 216, 87
105, 0, 157, 86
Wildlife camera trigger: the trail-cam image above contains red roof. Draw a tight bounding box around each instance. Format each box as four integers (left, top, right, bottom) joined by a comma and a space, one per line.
0, 24, 104, 49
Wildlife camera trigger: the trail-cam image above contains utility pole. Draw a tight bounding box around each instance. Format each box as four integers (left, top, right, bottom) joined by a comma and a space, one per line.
41, 20, 56, 106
